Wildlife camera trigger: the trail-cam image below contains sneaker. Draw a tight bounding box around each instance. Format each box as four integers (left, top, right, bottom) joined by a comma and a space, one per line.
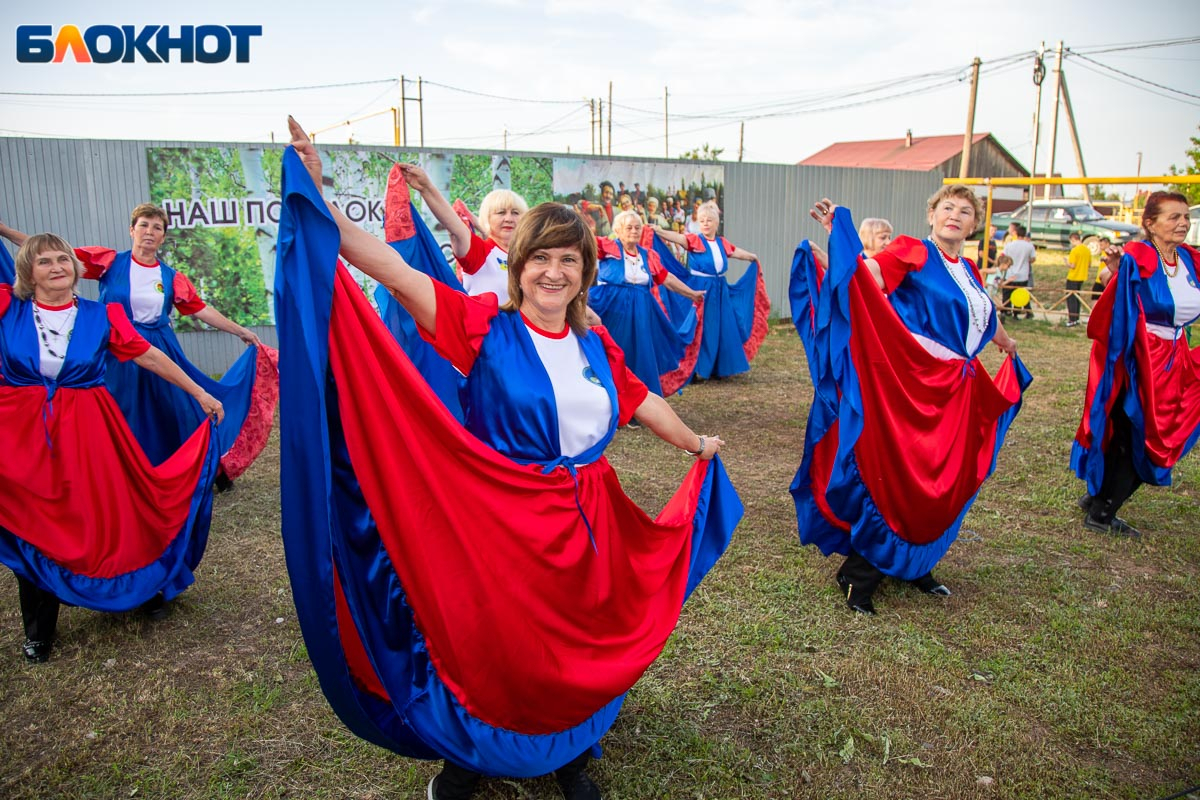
556, 770, 602, 800
22, 639, 51, 663
1065, 320, 1080, 328
426, 770, 478, 800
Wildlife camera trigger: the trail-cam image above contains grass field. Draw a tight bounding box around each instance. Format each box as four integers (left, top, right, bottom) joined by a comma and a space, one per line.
2, 256, 1197, 799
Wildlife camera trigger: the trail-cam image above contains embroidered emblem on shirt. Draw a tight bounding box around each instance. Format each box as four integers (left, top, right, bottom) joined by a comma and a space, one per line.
583, 366, 602, 386
155, 281, 164, 294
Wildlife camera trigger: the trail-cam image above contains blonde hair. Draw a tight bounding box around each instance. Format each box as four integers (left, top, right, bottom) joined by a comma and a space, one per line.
13, 233, 82, 301
696, 202, 721, 222
504, 204, 597, 336
926, 185, 983, 235
612, 210, 643, 236
477, 190, 529, 237
858, 218, 893, 244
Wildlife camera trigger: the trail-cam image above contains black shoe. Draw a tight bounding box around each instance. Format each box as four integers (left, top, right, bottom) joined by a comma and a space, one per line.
214, 472, 234, 493
1077, 495, 1094, 514
1083, 513, 1142, 539
142, 593, 169, 621
836, 573, 876, 615
22, 639, 51, 663
556, 770, 601, 800
910, 574, 951, 597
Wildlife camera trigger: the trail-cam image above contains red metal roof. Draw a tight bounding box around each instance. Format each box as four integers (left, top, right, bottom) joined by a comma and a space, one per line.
800, 133, 993, 171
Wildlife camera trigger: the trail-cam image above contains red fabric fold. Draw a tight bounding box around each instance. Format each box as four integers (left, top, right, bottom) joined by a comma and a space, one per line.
660, 301, 704, 396
219, 344, 280, 480
743, 266, 771, 362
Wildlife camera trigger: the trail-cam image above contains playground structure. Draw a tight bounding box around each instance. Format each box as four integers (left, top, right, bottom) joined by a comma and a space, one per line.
948, 174, 1200, 324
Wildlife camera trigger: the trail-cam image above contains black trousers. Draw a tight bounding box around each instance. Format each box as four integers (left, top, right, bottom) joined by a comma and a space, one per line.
1065, 279, 1083, 322
16, 575, 60, 643
1089, 398, 1143, 521
436, 749, 591, 798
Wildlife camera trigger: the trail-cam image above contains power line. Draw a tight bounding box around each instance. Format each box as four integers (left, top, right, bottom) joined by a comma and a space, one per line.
420, 80, 582, 106
0, 78, 397, 98
1069, 35, 1200, 56
1067, 50, 1200, 100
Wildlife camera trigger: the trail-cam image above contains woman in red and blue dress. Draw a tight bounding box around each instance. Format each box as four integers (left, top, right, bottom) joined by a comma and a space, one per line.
72, 204, 277, 486
1073, 191, 1200, 537
791, 187, 1029, 615
0, 234, 223, 663
652, 202, 769, 380
277, 119, 742, 800
590, 210, 704, 396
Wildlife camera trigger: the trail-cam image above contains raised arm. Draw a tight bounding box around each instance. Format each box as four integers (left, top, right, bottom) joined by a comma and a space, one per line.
0, 220, 27, 248
728, 245, 758, 262
632, 392, 723, 461
397, 163, 473, 258
133, 345, 224, 422
662, 272, 704, 302
655, 228, 690, 247
811, 198, 884, 291
289, 116, 437, 332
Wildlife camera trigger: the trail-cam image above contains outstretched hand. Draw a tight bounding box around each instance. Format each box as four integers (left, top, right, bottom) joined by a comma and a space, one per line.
397, 162, 432, 193
287, 116, 324, 192
810, 198, 837, 234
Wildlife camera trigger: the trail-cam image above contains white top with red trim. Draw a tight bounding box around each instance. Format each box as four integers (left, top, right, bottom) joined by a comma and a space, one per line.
458, 234, 510, 303
624, 252, 650, 285
523, 315, 613, 460
34, 300, 77, 380
1147, 259, 1200, 339
129, 257, 168, 324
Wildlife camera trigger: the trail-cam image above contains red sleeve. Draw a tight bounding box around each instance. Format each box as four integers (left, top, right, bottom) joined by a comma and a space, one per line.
0, 284, 12, 318
683, 234, 707, 254
721, 238, 737, 257
647, 251, 668, 285
172, 272, 207, 315
871, 235, 928, 294
416, 279, 499, 375
596, 237, 621, 260
456, 232, 493, 275
105, 303, 152, 361
593, 326, 649, 426
74, 246, 118, 280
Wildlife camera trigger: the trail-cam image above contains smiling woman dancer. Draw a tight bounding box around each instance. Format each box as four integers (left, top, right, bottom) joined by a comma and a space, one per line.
1072, 191, 1200, 538
275, 118, 742, 800
790, 186, 1029, 616
0, 234, 223, 662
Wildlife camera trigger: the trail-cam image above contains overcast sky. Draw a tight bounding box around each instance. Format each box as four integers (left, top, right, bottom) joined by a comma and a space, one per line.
3, 1, 1199, 196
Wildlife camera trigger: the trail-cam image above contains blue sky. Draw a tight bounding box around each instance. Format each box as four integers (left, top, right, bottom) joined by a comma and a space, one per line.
2, 1, 1198, 195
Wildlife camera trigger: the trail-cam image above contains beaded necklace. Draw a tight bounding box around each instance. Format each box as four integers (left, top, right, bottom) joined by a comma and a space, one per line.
32, 296, 79, 360
1148, 240, 1180, 278
929, 239, 990, 334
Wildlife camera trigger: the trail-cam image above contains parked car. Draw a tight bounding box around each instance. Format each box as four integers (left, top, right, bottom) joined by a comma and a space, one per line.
992, 199, 1142, 254
1187, 204, 1200, 248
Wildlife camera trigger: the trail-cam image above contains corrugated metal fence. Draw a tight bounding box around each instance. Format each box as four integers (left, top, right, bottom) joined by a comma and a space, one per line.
1, 136, 943, 372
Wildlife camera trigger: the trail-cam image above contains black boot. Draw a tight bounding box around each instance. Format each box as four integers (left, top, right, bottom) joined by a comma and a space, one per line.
836, 572, 876, 615
909, 573, 951, 597
555, 752, 601, 800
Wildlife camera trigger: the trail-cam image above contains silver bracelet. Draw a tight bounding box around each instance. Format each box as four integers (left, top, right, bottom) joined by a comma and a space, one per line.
683, 435, 706, 457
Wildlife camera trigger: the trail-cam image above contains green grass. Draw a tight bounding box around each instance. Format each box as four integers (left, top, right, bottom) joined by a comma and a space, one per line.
1, 319, 1197, 799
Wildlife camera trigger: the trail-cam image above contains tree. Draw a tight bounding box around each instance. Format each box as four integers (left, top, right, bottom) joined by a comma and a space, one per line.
679, 144, 724, 161
1168, 125, 1200, 205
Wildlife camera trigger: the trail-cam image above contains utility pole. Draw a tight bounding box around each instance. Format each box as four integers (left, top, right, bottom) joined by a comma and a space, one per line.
959, 57, 981, 179
664, 87, 669, 159
1044, 41, 1064, 201
598, 99, 604, 156
1058, 70, 1089, 204
400, 75, 407, 147
417, 76, 424, 147
1028, 43, 1046, 234
589, 99, 595, 155
607, 81, 613, 156
738, 122, 745, 162
1135, 151, 1143, 210
503, 127, 508, 150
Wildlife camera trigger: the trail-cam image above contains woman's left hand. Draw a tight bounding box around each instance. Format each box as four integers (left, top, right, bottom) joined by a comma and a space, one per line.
688, 288, 706, 303
197, 392, 225, 424
239, 328, 262, 346
993, 326, 1018, 355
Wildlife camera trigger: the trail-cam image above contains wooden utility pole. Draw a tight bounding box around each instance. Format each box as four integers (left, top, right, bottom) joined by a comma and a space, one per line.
1044, 41, 1064, 201
1027, 43, 1046, 233
664, 87, 669, 159
589, 99, 595, 155
417, 77, 424, 147
1058, 71, 1089, 203
738, 122, 745, 162
959, 57, 981, 179
607, 81, 613, 156
598, 99, 604, 156
400, 74, 407, 146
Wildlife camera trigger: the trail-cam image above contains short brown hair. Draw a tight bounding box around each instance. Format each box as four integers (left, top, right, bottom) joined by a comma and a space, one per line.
1141, 191, 1189, 239
130, 202, 168, 229
13, 233, 82, 301
504, 203, 597, 336
926, 185, 983, 235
